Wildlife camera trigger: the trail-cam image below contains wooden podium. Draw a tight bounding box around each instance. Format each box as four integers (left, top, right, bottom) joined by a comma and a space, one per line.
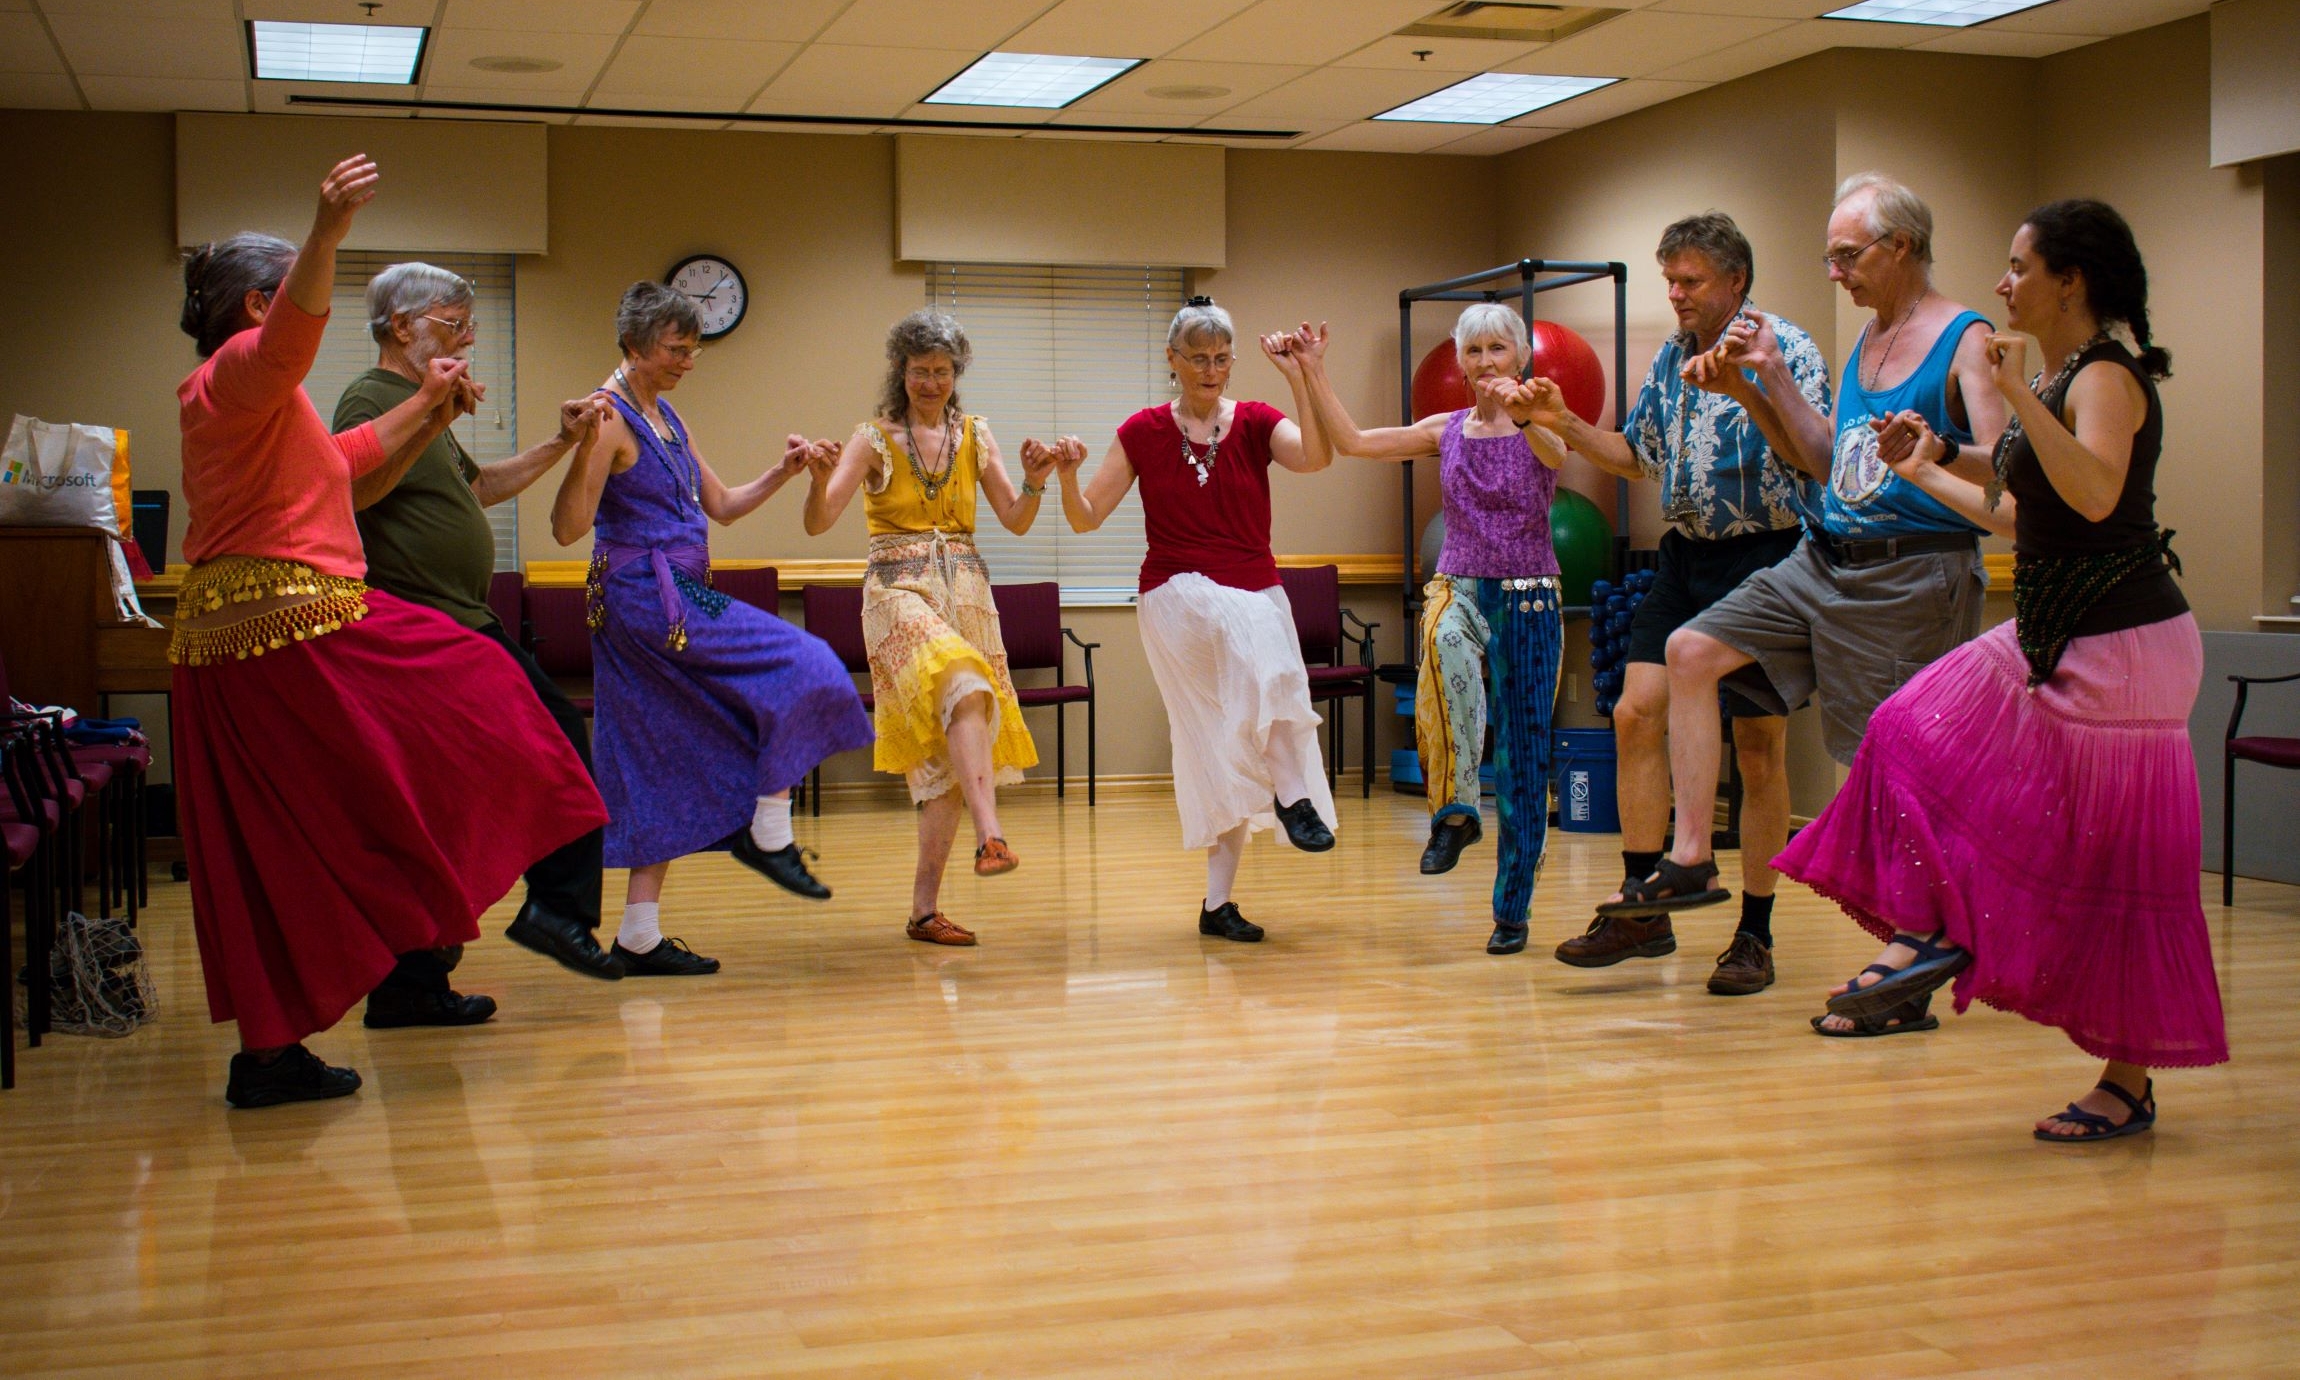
0, 526, 173, 709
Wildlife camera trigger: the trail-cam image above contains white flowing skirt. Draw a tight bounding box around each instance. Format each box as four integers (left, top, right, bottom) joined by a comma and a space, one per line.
1138, 573, 1338, 851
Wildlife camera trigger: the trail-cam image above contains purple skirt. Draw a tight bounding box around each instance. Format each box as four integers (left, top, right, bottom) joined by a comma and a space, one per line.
592, 566, 873, 868
1773, 615, 2227, 1067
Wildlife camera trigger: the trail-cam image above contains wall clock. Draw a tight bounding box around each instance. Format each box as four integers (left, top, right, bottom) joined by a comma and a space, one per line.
667, 254, 747, 341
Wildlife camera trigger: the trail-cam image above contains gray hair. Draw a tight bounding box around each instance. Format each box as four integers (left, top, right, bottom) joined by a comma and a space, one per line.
1451, 302, 1529, 357
617, 281, 702, 357
366, 261, 473, 344
878, 309, 971, 421
179, 232, 295, 359
1834, 172, 1934, 264
1656, 211, 1754, 294
1167, 299, 1234, 352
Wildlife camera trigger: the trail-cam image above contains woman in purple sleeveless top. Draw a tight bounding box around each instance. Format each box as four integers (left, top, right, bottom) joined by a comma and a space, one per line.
1297, 306, 1572, 956
551, 283, 873, 975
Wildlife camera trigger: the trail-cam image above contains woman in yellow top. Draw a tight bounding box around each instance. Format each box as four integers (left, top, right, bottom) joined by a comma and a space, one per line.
805, 310, 1058, 945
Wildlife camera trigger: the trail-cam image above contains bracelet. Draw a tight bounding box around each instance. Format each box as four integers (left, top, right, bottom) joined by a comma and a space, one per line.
1513, 418, 1532, 430
1020, 480, 1045, 497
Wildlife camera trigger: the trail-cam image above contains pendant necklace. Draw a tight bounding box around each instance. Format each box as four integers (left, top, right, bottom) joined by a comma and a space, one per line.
611, 365, 700, 509
1984, 330, 2111, 511
902, 409, 956, 503
1859, 297, 1920, 393
1177, 404, 1222, 487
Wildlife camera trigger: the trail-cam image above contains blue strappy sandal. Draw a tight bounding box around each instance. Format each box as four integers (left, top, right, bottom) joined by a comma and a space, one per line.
1825, 931, 1972, 1022
2034, 1078, 2156, 1143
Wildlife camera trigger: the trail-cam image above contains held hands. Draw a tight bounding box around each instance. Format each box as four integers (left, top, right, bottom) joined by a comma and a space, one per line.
314, 154, 380, 245
1481, 374, 1569, 430
1869, 409, 1948, 481
414, 356, 470, 412
1258, 330, 1304, 379
780, 435, 840, 481
1681, 311, 1774, 397
1018, 438, 1062, 487
556, 394, 612, 446
1984, 332, 2031, 400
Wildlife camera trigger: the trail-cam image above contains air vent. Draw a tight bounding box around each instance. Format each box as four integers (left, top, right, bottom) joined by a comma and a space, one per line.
1397, 2, 1623, 44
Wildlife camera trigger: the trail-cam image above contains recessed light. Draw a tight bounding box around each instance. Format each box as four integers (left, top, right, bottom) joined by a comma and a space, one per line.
923, 52, 1144, 109
248, 20, 428, 84
1375, 72, 1616, 124
470, 55, 563, 75
1148, 84, 1232, 101
1822, 0, 2059, 25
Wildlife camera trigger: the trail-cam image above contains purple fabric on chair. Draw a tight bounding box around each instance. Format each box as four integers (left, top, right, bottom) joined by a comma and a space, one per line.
1274, 564, 1378, 797
487, 570, 523, 635
2230, 736, 2300, 769
522, 584, 596, 715
991, 582, 1097, 802
714, 566, 781, 616
799, 584, 877, 816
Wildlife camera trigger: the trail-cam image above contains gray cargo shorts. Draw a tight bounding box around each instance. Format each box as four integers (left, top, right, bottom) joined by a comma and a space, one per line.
1678, 534, 1985, 765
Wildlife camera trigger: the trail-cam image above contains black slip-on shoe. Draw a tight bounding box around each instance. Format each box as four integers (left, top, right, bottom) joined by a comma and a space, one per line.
613, 936, 721, 976
506, 908, 626, 981
1273, 798, 1335, 853
1419, 814, 1482, 874
730, 831, 832, 900
225, 1045, 361, 1109
1486, 922, 1529, 956
1198, 902, 1265, 943
364, 987, 498, 1029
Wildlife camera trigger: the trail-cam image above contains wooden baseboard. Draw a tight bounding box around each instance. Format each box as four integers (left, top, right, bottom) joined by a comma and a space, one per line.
525, 553, 1409, 590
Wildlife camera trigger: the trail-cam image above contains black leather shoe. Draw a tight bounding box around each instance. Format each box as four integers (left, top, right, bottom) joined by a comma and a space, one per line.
730, 831, 832, 900
1419, 814, 1482, 874
614, 936, 721, 976
1272, 798, 1335, 853
1486, 922, 1529, 956
225, 1044, 361, 1109
364, 987, 498, 1029
1199, 902, 1265, 943
506, 908, 626, 980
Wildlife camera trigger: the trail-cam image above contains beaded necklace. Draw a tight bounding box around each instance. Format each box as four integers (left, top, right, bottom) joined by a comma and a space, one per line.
1175, 400, 1224, 487
1984, 330, 2112, 511
901, 409, 957, 503
611, 367, 700, 510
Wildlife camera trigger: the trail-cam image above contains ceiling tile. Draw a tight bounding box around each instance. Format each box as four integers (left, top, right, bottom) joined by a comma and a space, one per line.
1299, 119, 1482, 153
1432, 124, 1568, 155
1981, 0, 2209, 36
814, 0, 1061, 52
1515, 76, 1708, 128
0, 12, 63, 71
749, 44, 976, 119
443, 0, 641, 33
1907, 26, 2095, 55
1066, 59, 1309, 114
1169, 0, 1442, 68
634, 0, 853, 43
1332, 35, 1545, 72
1003, 0, 1257, 59
1499, 10, 1795, 77
36, 0, 233, 15
242, 0, 420, 20
1792, 16, 1936, 46
0, 71, 80, 106
76, 74, 243, 110
1219, 64, 1457, 122
594, 35, 799, 110
47, 13, 245, 79
1645, 16, 1881, 79
422, 27, 616, 93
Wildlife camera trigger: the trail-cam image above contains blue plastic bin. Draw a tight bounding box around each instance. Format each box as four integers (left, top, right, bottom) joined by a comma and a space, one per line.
1554, 727, 1620, 833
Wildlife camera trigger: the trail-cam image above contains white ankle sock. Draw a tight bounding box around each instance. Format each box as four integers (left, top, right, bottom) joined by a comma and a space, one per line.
750, 795, 794, 851
617, 901, 662, 954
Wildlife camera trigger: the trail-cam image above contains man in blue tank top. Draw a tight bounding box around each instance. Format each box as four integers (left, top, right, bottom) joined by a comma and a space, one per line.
1600, 175, 2007, 1019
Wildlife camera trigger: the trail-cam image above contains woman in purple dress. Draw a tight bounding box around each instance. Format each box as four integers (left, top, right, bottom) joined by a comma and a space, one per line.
551, 283, 873, 974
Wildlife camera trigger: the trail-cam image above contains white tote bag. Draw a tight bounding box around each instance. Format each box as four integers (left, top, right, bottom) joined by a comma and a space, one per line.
0, 415, 156, 626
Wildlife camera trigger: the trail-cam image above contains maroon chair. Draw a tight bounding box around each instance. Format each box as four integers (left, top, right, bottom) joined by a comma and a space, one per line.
1, 646, 141, 925
991, 582, 1098, 805
522, 584, 595, 717
2, 734, 49, 1090
800, 584, 875, 817
2224, 670, 2300, 905
486, 570, 525, 640
0, 714, 77, 1053
1275, 564, 1379, 798
713, 565, 781, 616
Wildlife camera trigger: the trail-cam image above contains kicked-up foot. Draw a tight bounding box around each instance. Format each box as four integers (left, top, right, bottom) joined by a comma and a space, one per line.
225, 1044, 361, 1110
614, 936, 721, 976
906, 912, 978, 946
973, 838, 1018, 876
1273, 798, 1334, 853
730, 831, 832, 900
506, 907, 626, 981
1824, 930, 1969, 1022
1419, 812, 1480, 875
1554, 913, 1677, 968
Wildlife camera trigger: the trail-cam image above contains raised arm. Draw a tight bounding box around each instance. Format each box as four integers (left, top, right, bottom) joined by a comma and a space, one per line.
1059, 436, 1134, 534
471, 396, 608, 508
550, 402, 633, 545
1700, 311, 1833, 482
207, 155, 381, 415
1292, 324, 1445, 463
1942, 320, 2011, 486
805, 429, 880, 536
1262, 331, 1333, 474
1987, 336, 2144, 524
975, 420, 1051, 534
1476, 378, 1567, 472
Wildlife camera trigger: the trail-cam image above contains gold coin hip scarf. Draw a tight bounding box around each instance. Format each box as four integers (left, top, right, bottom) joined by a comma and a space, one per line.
168, 556, 371, 667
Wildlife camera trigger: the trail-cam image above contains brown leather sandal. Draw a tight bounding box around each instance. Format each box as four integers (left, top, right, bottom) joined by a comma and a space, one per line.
906, 912, 978, 946
973, 838, 1018, 876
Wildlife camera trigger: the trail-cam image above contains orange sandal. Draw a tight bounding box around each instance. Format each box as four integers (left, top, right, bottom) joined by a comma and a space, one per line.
973, 838, 1018, 876
905, 912, 977, 946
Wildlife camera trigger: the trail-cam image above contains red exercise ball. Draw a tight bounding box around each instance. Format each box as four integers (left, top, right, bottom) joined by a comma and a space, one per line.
1530, 320, 1606, 426
1410, 339, 1472, 422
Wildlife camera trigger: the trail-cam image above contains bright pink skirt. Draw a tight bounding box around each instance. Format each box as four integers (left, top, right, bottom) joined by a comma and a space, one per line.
1773, 615, 2227, 1067
173, 590, 608, 1048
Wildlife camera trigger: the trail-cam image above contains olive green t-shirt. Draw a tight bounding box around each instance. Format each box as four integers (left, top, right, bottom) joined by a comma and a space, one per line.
334, 367, 499, 630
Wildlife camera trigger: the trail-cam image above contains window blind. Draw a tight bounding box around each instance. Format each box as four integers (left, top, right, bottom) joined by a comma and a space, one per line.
927, 263, 1183, 605
306, 251, 520, 572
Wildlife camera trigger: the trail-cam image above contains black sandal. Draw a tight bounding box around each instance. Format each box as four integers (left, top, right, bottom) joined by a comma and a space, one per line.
1810, 991, 1938, 1038
1825, 931, 1971, 1022
1595, 857, 1731, 918
2034, 1078, 2156, 1142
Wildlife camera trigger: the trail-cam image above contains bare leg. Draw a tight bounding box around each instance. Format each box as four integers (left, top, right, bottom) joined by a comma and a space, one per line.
2038, 1060, 2154, 1136
1605, 662, 1672, 904
912, 789, 964, 920
943, 689, 1003, 848
1663, 629, 1757, 866
1729, 715, 1789, 900
625, 861, 668, 906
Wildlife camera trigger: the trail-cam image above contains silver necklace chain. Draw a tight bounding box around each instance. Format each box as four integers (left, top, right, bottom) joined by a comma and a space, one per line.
901, 409, 956, 502
1858, 297, 1921, 393
1177, 402, 1222, 486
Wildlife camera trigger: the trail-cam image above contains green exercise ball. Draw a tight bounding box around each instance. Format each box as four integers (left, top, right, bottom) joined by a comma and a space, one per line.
1550, 488, 1612, 606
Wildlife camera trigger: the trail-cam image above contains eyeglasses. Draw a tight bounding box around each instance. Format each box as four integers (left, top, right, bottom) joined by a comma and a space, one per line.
904, 367, 957, 385
1822, 233, 1889, 272
1176, 352, 1233, 372
419, 313, 476, 336
655, 342, 703, 362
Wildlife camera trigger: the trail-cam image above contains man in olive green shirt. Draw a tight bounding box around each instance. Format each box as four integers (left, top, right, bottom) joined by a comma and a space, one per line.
336, 263, 625, 1019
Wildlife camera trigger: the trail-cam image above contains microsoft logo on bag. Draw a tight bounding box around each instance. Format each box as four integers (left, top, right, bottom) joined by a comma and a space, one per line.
0, 456, 22, 484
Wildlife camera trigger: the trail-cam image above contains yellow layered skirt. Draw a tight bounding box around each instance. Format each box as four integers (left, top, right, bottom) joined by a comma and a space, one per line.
862, 530, 1036, 800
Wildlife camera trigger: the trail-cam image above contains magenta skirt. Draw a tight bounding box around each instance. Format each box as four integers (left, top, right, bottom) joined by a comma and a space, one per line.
1773, 614, 2227, 1067
173, 591, 608, 1049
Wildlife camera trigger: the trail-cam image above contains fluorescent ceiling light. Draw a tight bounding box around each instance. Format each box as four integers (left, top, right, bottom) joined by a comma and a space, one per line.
923, 52, 1142, 109
1822, 0, 2058, 26
1376, 73, 1616, 125
249, 20, 428, 84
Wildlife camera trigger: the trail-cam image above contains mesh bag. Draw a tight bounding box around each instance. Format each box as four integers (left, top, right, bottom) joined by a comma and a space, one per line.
13, 911, 156, 1038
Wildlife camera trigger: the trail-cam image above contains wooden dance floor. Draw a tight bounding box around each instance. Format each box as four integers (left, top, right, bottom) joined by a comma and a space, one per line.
3, 789, 2295, 1376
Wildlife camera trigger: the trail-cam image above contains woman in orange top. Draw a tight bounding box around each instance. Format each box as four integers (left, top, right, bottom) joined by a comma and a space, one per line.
172, 155, 606, 1109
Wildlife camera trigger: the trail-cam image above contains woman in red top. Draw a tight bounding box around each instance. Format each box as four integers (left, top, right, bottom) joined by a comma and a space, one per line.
1048, 298, 1334, 941
173, 155, 606, 1108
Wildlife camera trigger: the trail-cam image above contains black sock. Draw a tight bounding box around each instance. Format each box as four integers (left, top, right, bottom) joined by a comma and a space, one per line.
1738, 893, 1775, 947
1623, 849, 1662, 883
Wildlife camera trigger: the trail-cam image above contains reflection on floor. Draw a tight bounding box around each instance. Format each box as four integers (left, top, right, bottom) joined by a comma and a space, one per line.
3, 788, 2296, 1377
